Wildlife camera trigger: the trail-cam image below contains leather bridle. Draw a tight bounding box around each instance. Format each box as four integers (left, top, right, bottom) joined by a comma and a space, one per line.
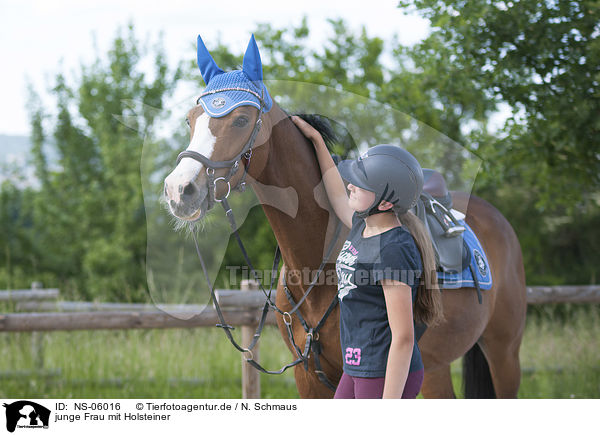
176, 88, 266, 212
173, 88, 342, 391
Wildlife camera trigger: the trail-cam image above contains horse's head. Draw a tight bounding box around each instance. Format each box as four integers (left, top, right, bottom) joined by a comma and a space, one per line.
164, 35, 274, 222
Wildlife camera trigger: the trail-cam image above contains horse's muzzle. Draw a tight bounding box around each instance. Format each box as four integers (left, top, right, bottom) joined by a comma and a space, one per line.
164, 180, 209, 221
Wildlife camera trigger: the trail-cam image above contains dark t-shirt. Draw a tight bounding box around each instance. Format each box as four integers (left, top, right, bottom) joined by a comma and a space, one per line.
336, 213, 423, 377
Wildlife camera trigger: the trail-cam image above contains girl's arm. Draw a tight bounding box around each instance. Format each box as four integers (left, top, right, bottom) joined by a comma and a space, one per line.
381, 278, 415, 399
290, 116, 353, 228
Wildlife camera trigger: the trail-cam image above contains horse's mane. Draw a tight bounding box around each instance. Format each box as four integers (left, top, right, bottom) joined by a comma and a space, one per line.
292, 113, 355, 159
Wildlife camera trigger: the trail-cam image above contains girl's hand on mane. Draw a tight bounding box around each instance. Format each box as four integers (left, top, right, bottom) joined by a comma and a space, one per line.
290, 115, 325, 147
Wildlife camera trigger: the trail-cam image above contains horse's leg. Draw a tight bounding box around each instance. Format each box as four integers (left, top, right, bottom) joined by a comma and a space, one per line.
477, 279, 527, 398
421, 364, 456, 398
455, 192, 527, 399
477, 335, 522, 398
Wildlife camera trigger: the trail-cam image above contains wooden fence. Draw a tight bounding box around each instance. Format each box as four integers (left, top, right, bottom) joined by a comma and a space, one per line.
1, 282, 599, 398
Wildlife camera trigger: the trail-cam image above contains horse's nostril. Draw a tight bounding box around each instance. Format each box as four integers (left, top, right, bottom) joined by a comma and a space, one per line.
182, 182, 196, 197
170, 200, 176, 208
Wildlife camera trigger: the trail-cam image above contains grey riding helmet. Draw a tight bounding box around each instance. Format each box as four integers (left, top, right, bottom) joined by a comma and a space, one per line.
337, 144, 424, 218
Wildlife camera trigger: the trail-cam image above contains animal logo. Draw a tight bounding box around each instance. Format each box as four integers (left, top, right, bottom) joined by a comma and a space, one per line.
3, 401, 50, 433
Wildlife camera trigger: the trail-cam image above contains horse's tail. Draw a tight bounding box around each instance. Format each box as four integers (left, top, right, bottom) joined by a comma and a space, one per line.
462, 342, 496, 398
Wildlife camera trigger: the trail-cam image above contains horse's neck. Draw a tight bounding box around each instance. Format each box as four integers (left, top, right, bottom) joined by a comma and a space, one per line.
251, 106, 334, 284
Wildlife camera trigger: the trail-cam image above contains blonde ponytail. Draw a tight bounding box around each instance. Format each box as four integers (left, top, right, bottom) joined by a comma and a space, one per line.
395, 208, 444, 326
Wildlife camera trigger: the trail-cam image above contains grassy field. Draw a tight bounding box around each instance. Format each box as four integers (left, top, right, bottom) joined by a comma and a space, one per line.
1, 308, 598, 399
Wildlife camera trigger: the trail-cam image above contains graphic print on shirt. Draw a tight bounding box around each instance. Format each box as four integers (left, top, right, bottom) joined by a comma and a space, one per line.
337, 240, 358, 300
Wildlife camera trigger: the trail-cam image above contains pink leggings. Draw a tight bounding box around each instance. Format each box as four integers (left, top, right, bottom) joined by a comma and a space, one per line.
333, 369, 424, 399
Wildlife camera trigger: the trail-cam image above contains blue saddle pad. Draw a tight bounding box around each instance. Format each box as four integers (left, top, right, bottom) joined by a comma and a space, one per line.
437, 220, 493, 290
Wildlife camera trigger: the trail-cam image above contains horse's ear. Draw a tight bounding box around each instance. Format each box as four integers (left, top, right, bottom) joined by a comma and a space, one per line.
197, 34, 224, 84
242, 34, 263, 82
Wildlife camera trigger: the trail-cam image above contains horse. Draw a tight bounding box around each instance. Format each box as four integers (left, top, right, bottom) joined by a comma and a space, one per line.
163, 35, 527, 398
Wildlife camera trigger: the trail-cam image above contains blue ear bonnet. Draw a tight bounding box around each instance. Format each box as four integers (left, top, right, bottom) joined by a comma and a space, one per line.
196, 34, 273, 118
198, 71, 272, 117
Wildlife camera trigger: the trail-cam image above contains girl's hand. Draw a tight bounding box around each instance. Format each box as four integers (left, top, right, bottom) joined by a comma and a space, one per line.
291, 116, 353, 228
290, 115, 325, 146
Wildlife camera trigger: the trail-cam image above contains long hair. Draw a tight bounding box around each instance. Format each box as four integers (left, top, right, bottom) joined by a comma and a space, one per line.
394, 207, 444, 326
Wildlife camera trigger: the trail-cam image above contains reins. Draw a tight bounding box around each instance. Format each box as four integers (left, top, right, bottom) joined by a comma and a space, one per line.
177, 88, 341, 391
191, 198, 341, 390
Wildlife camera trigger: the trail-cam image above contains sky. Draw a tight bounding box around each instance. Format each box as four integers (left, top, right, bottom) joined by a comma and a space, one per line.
0, 0, 430, 137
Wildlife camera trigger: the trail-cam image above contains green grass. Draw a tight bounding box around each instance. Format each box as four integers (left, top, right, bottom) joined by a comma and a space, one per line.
517, 307, 600, 398
1, 308, 599, 399
0, 327, 299, 399
443, 307, 600, 398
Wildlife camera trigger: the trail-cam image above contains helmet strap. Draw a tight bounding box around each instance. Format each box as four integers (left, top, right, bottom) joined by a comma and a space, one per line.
355, 195, 394, 219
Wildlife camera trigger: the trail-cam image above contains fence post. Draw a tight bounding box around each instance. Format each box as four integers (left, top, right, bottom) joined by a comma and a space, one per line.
240, 279, 260, 399
30, 282, 44, 370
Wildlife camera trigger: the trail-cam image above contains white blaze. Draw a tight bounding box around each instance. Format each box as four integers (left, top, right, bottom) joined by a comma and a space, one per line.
165, 113, 216, 199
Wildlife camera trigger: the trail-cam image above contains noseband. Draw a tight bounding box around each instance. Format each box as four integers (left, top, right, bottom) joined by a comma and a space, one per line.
176, 88, 266, 211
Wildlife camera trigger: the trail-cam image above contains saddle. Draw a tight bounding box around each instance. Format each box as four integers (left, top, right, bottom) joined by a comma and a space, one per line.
416, 169, 468, 275
415, 169, 485, 303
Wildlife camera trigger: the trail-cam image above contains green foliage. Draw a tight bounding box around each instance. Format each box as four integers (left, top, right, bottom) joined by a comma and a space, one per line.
387, 0, 599, 283
16, 24, 180, 299
400, 0, 600, 210
0, 181, 36, 289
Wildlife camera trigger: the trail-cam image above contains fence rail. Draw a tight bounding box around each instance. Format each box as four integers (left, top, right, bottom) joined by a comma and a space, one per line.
0, 288, 60, 302
0, 309, 277, 332
526, 285, 600, 304
16, 301, 210, 312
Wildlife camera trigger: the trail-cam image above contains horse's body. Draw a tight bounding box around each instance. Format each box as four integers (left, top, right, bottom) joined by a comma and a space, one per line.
249, 104, 526, 398
164, 35, 527, 398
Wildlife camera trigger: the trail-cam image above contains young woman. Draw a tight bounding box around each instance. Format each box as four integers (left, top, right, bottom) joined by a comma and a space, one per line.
291, 116, 443, 399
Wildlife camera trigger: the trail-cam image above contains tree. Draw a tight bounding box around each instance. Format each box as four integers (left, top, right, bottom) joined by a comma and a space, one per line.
27, 24, 180, 300
399, 0, 600, 210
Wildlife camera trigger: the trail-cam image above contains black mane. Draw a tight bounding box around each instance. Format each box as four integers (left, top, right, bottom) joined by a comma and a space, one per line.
292, 113, 355, 158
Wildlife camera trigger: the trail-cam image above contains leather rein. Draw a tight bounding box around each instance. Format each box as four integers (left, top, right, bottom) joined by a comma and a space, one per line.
176, 88, 341, 391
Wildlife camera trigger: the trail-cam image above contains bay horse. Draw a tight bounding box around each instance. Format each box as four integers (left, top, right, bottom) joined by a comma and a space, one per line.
163, 35, 527, 398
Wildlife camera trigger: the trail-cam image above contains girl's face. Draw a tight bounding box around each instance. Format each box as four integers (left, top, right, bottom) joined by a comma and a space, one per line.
347, 183, 376, 212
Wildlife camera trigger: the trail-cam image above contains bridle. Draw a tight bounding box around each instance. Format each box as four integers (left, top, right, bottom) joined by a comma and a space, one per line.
173, 87, 342, 391
176, 87, 266, 211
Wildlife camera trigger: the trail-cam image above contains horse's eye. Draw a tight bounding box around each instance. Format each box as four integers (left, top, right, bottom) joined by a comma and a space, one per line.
233, 116, 249, 128
186, 118, 190, 127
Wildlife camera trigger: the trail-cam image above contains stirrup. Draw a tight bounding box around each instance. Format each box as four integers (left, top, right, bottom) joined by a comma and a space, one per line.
425, 195, 465, 238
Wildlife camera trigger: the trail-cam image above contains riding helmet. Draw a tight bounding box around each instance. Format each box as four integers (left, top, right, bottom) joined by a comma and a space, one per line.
337, 144, 424, 218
